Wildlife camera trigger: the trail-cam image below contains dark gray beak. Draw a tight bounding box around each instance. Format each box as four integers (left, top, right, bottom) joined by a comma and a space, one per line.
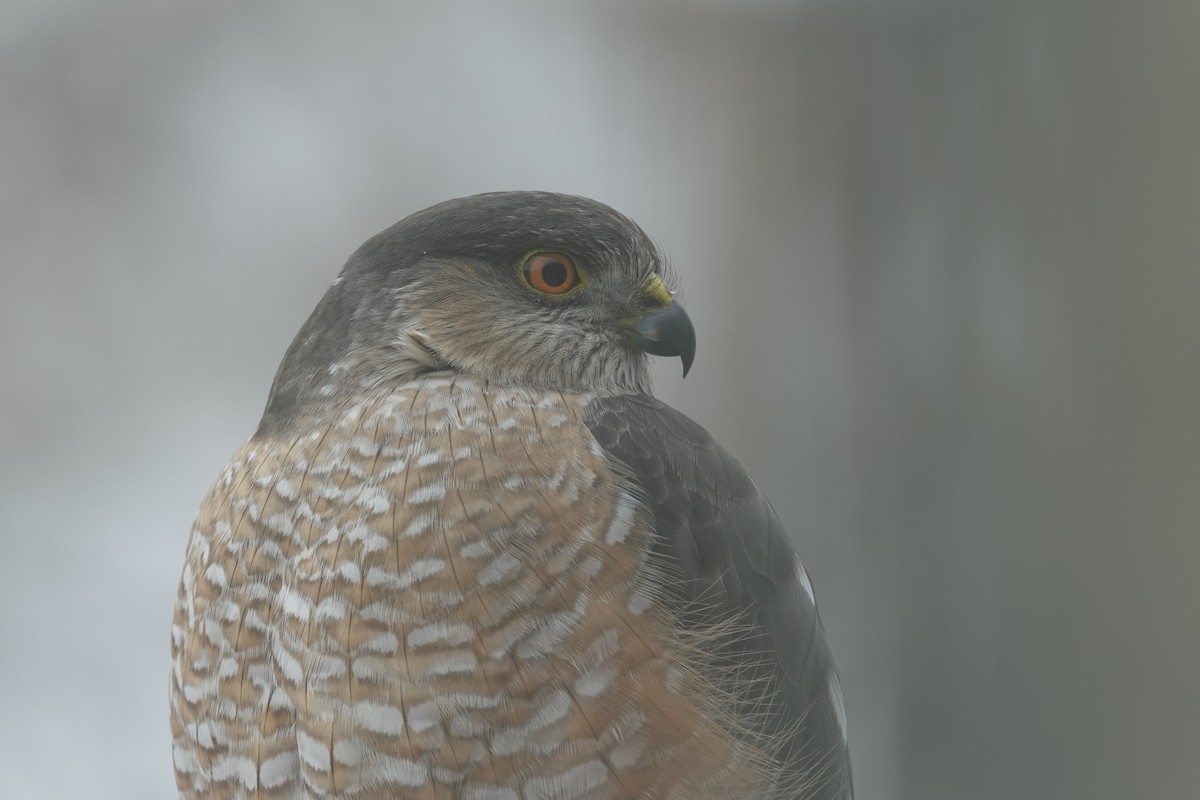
628, 302, 697, 378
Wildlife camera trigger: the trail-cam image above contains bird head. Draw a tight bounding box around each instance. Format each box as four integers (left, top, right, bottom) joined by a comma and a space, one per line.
260, 192, 695, 431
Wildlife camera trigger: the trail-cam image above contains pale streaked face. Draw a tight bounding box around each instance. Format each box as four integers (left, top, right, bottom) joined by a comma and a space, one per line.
399, 251, 678, 393
261, 191, 695, 431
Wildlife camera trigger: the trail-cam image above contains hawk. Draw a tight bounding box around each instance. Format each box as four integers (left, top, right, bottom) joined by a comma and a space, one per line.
170, 191, 853, 799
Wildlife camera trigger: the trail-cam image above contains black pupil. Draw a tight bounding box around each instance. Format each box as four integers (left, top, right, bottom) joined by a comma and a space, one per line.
540, 260, 568, 287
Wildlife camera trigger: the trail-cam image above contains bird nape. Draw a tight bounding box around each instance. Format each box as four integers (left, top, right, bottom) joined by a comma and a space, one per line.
170, 191, 852, 800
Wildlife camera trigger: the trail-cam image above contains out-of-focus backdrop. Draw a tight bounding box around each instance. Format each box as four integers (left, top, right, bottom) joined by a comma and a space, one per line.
3, 2, 1198, 798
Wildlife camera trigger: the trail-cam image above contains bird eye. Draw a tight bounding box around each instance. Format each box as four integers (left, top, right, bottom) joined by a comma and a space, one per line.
523, 252, 581, 296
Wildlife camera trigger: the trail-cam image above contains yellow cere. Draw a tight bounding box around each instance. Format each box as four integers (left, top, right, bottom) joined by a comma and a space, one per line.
644, 273, 675, 307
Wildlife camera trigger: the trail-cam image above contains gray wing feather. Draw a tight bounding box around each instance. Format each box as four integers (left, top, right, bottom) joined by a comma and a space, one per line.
584, 394, 853, 800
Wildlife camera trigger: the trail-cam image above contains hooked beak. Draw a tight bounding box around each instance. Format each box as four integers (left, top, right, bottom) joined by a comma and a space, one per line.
626, 300, 697, 378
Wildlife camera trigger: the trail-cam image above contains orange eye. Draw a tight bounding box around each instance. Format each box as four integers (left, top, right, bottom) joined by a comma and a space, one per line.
523, 252, 580, 295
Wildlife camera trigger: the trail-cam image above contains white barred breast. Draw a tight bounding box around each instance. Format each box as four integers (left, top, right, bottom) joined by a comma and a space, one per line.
170, 375, 773, 799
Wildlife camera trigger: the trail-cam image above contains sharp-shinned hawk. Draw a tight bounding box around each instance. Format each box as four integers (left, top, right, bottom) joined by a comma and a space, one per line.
170, 191, 853, 799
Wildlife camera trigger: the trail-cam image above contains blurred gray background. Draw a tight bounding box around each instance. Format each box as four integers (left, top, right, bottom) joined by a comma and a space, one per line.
3, 2, 1198, 798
